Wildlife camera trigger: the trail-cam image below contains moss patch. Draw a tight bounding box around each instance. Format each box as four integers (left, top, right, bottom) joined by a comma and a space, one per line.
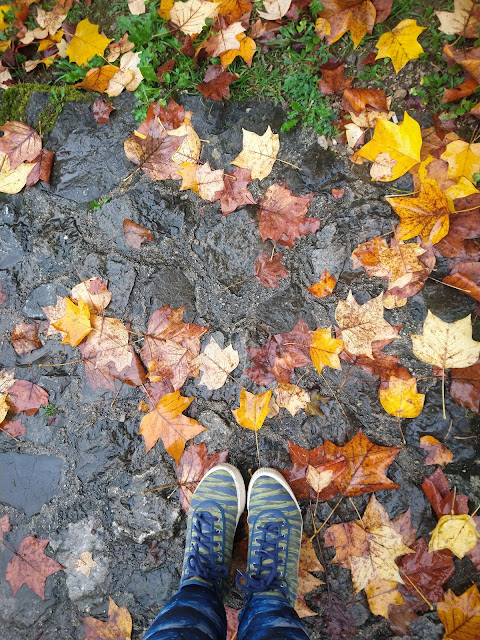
0, 83, 93, 131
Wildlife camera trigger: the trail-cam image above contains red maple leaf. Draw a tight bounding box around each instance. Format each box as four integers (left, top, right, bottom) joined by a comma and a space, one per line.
5, 536, 63, 599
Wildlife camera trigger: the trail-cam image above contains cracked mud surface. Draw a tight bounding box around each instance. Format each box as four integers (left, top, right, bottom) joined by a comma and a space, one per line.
0, 90, 479, 639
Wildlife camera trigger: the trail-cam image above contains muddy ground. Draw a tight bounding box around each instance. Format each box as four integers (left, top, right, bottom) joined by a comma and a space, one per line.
0, 91, 479, 640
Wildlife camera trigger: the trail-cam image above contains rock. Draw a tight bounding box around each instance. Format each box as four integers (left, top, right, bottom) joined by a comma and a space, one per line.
393, 88, 408, 101
22, 283, 62, 319
0, 453, 63, 517
0, 224, 24, 270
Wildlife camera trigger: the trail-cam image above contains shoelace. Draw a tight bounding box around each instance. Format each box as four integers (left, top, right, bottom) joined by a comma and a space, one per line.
236, 521, 288, 597
185, 511, 229, 585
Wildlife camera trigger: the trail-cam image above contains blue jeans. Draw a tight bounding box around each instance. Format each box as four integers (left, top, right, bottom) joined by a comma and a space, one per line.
143, 583, 310, 640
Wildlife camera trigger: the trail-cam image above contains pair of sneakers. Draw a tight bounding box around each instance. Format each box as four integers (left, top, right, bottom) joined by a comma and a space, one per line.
180, 465, 303, 608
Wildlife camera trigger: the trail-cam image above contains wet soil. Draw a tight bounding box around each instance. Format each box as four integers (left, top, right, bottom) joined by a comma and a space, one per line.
0, 90, 479, 640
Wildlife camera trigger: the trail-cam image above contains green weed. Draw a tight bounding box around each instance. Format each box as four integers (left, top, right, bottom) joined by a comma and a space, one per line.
91, 196, 112, 210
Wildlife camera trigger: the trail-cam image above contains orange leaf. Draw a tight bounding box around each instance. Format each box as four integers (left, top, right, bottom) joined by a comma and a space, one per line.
420, 435, 453, 467
75, 65, 119, 92
139, 390, 206, 459
83, 598, 132, 640
437, 584, 480, 640
307, 269, 336, 298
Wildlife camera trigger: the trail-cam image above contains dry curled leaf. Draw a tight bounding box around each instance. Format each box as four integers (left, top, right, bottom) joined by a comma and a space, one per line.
11, 321, 42, 355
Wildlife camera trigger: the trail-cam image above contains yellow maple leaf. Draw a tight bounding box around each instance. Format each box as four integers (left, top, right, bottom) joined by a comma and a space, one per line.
170, 0, 219, 35
307, 270, 336, 298
66, 18, 112, 66
386, 176, 450, 244
375, 19, 426, 73
75, 65, 119, 93
379, 376, 425, 418
0, 392, 9, 423
52, 297, 93, 347
0, 4, 10, 31
231, 126, 279, 180
232, 388, 272, 431
441, 139, 480, 182
355, 112, 422, 181
158, 0, 174, 19
220, 33, 256, 68
429, 514, 480, 559
310, 327, 343, 374
444, 176, 479, 212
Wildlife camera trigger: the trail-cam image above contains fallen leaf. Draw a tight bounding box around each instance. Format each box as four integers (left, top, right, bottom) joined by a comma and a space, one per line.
375, 19, 425, 73
52, 297, 92, 347
332, 188, 345, 199
175, 442, 229, 512
257, 182, 318, 247
196, 162, 225, 202
231, 126, 279, 180
83, 598, 132, 640
420, 435, 453, 467
75, 65, 119, 93
0, 514, 12, 542
66, 18, 112, 66
74, 551, 97, 577
106, 32, 135, 62
0, 392, 9, 422
379, 376, 425, 418
200, 22, 245, 58
295, 533, 324, 617
214, 0, 252, 19
25, 149, 54, 188
1, 418, 25, 437
232, 388, 272, 431
356, 112, 421, 181
6, 535, 63, 599
318, 59, 353, 95
317, 0, 376, 48
0, 121, 42, 170
11, 321, 42, 355
343, 345, 411, 381
450, 361, 480, 414
258, 0, 291, 19
106, 51, 143, 97
437, 584, 480, 640
307, 270, 336, 298
92, 98, 115, 125
124, 124, 184, 181
310, 327, 343, 375
411, 311, 480, 370
0, 369, 15, 394
324, 494, 413, 594
351, 236, 389, 275
422, 467, 469, 518
335, 291, 398, 358
193, 337, 239, 390
7, 379, 48, 415
220, 33, 256, 68
71, 278, 111, 313
170, 0, 219, 35
443, 260, 480, 302
139, 390, 206, 459
436, 0, 480, 38
306, 464, 335, 495
123, 219, 154, 249
441, 140, 480, 183
140, 305, 209, 391
196, 64, 237, 101
218, 167, 254, 215
128, 0, 145, 14
429, 514, 480, 559
254, 252, 289, 288
225, 606, 240, 640
273, 383, 310, 417
311, 591, 357, 639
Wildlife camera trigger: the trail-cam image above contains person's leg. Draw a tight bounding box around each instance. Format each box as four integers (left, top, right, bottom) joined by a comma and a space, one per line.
143, 463, 246, 640
236, 467, 310, 640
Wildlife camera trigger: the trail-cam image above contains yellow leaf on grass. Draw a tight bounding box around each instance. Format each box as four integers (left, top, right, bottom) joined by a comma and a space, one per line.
441, 139, 480, 182
386, 176, 450, 244
429, 514, 480, 559
158, 0, 175, 19
356, 112, 421, 181
52, 297, 92, 347
75, 65, 119, 93
0, 392, 9, 423
375, 19, 426, 73
310, 327, 343, 374
170, 0, 219, 35
232, 388, 272, 431
139, 390, 206, 459
314, 17, 331, 39
411, 311, 480, 370
231, 126, 279, 180
0, 4, 11, 31
379, 376, 425, 418
220, 33, 256, 68
66, 18, 112, 66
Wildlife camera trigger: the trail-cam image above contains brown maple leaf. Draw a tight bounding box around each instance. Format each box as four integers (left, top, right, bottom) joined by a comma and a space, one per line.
443, 259, 480, 302
450, 360, 480, 414
218, 166, 255, 215
296, 534, 324, 617
124, 126, 184, 181
422, 467, 469, 517
7, 379, 48, 415
0, 121, 42, 169
342, 87, 390, 114
323, 430, 400, 497
175, 442, 229, 513
6, 535, 63, 599
434, 209, 480, 260
437, 584, 480, 640
25, 148, 54, 188
1, 418, 26, 437
254, 252, 289, 288
257, 182, 319, 247
83, 598, 132, 640
247, 319, 312, 385
196, 64, 237, 101
93, 98, 115, 124
140, 305, 209, 390
11, 321, 42, 355
123, 218, 155, 249
139, 390, 206, 460
318, 59, 354, 95
311, 591, 357, 639
318, 0, 377, 48
341, 344, 411, 381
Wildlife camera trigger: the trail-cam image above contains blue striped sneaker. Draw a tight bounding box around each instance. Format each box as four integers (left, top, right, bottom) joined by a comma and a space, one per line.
180, 463, 246, 599
238, 467, 303, 607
